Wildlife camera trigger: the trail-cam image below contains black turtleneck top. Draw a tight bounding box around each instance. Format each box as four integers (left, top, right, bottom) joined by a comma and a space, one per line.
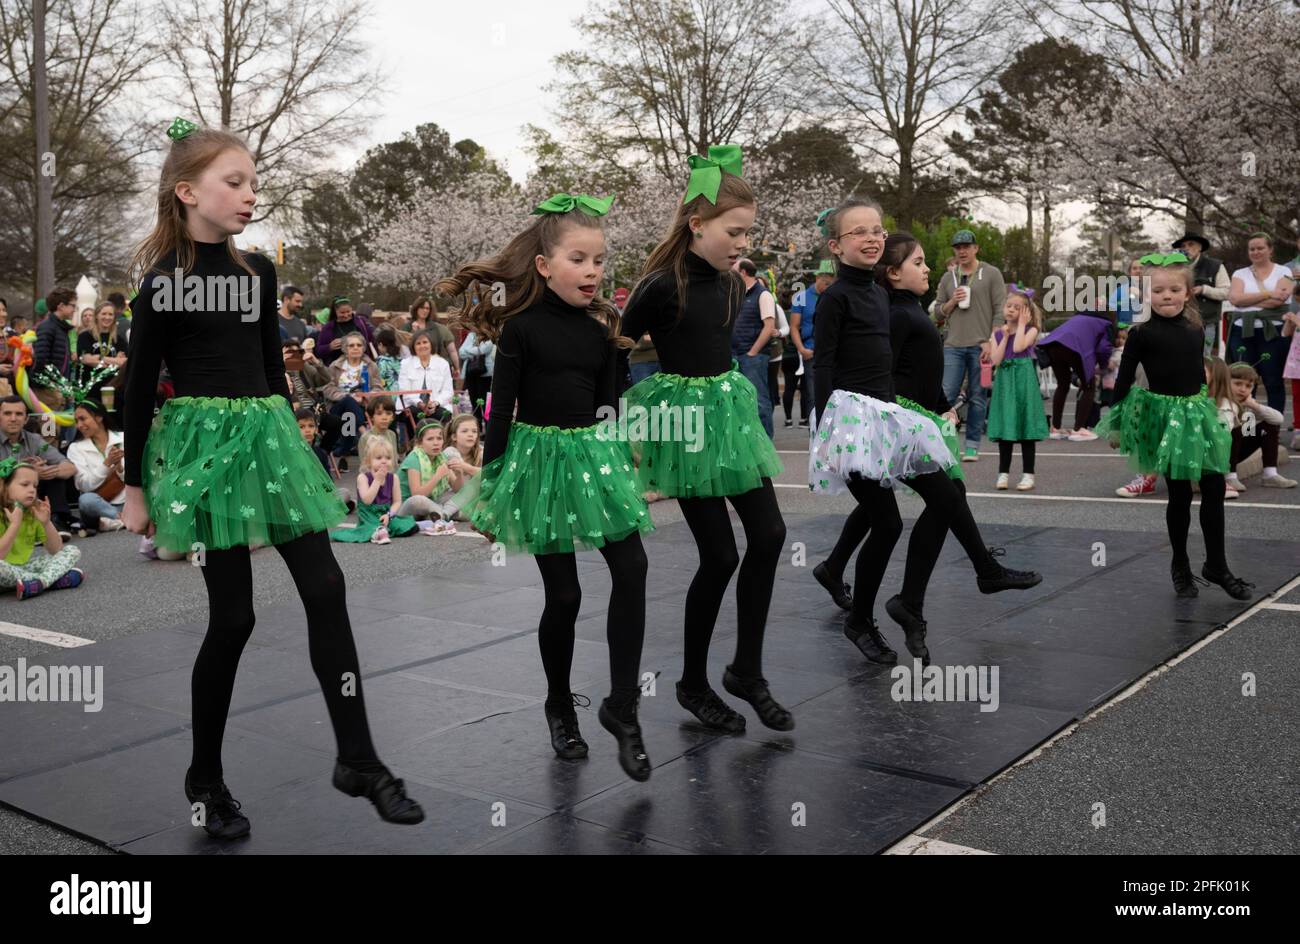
619, 248, 741, 377
123, 239, 285, 486
1111, 311, 1206, 406
811, 261, 894, 422
888, 287, 950, 415
482, 287, 617, 466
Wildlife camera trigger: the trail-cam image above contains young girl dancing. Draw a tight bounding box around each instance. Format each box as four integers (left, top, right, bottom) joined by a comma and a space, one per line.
810, 207, 1040, 666
121, 118, 422, 839
1096, 252, 1251, 599
621, 146, 793, 733
438, 192, 655, 781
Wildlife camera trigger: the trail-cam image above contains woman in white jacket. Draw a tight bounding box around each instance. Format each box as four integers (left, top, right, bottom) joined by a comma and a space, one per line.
395, 330, 454, 421
67, 400, 127, 534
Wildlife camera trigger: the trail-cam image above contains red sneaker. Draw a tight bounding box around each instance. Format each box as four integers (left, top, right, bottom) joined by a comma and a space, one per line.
1115, 474, 1157, 498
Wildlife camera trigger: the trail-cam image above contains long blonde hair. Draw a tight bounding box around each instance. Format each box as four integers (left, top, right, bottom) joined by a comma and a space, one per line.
1205, 355, 1232, 405
635, 171, 754, 324
437, 210, 624, 347
127, 127, 259, 286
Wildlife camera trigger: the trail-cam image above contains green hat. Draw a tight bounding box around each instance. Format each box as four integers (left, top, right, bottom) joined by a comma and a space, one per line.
314, 307, 330, 324
951, 229, 977, 247
815, 259, 836, 276
34, 298, 47, 316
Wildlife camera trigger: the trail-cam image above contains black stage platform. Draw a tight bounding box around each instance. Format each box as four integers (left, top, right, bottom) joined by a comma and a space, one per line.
1, 515, 1294, 854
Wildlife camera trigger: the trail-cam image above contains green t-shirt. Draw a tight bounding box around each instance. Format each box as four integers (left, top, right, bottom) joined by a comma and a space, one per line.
5, 511, 44, 566
399, 448, 450, 498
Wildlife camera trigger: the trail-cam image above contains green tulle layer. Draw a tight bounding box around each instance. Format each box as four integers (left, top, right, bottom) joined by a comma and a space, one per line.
987, 357, 1049, 442
622, 364, 783, 498
457, 421, 653, 556
896, 397, 963, 481
1095, 385, 1230, 479
143, 396, 347, 553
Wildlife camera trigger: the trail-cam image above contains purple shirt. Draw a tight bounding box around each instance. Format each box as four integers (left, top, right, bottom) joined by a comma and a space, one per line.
994, 328, 1036, 360
1039, 314, 1113, 383
364, 471, 394, 505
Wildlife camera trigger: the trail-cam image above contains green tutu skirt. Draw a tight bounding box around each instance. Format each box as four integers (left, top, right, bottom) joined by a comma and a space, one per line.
143, 396, 347, 553
622, 362, 783, 498
896, 397, 963, 481
987, 358, 1049, 442
456, 421, 653, 556
1094, 385, 1230, 480
330, 501, 418, 543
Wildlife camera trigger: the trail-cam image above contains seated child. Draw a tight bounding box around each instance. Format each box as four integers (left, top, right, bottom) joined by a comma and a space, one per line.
0, 457, 83, 599
329, 438, 419, 544
358, 395, 400, 465
296, 407, 355, 512
396, 419, 455, 521
1225, 361, 1296, 491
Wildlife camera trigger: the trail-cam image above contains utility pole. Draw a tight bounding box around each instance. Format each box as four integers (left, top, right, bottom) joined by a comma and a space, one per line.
33, 0, 55, 300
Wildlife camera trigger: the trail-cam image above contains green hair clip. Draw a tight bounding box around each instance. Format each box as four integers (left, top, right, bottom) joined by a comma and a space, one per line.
166, 117, 199, 142
0, 456, 22, 480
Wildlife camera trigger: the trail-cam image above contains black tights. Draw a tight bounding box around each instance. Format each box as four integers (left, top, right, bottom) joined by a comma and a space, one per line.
190, 530, 378, 784
997, 440, 1036, 474
1165, 475, 1227, 571
825, 472, 996, 622
677, 479, 786, 689
534, 532, 648, 711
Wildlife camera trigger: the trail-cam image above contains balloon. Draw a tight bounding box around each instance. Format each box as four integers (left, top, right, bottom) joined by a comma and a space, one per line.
10, 329, 75, 427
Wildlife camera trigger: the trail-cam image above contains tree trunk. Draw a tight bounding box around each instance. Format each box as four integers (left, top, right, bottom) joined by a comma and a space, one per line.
1025, 191, 1035, 282
1040, 195, 1052, 284
32, 0, 55, 299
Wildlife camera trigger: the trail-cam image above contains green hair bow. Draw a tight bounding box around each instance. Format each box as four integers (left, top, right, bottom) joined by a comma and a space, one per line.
683, 145, 743, 205
1138, 251, 1190, 267
167, 117, 199, 142
816, 208, 834, 238
532, 193, 615, 217
0, 456, 22, 480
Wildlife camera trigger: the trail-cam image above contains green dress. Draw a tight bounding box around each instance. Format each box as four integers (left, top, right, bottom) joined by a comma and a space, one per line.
987, 350, 1049, 442
330, 471, 418, 542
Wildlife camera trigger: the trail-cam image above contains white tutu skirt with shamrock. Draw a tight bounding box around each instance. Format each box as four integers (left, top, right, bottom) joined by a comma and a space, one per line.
809, 390, 957, 494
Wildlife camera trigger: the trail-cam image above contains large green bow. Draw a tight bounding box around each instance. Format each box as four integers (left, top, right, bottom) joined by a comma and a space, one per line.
532, 193, 615, 217
816, 208, 834, 237
0, 456, 22, 480
167, 117, 198, 142
683, 145, 743, 205
1138, 251, 1190, 266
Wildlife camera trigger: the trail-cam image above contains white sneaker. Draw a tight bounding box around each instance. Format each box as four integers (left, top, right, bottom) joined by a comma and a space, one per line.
1067, 429, 1098, 442
1225, 476, 1245, 492
1290, 431, 1300, 451
1261, 473, 1297, 488
995, 473, 1010, 490
1016, 473, 1036, 491
138, 535, 159, 559
1224, 486, 1239, 500
100, 518, 127, 532
1049, 428, 1068, 440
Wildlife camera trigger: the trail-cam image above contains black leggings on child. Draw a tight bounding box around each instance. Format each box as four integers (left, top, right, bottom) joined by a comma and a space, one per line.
190, 530, 379, 784
997, 440, 1036, 474
534, 532, 648, 713
824, 472, 997, 622
1165, 475, 1227, 571
677, 479, 786, 688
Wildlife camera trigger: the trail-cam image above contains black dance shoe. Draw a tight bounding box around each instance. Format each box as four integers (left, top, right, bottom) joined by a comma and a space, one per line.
184, 772, 251, 840
1171, 559, 1200, 598
813, 561, 853, 611
544, 693, 591, 760
675, 682, 746, 734
1201, 564, 1255, 601
722, 665, 794, 731
885, 595, 930, 666
843, 614, 897, 664
332, 761, 425, 824
597, 697, 651, 782
976, 548, 1043, 594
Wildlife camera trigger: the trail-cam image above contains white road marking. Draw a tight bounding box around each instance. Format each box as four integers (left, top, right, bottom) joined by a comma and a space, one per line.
0, 621, 95, 648
886, 835, 995, 855
1263, 603, 1300, 612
